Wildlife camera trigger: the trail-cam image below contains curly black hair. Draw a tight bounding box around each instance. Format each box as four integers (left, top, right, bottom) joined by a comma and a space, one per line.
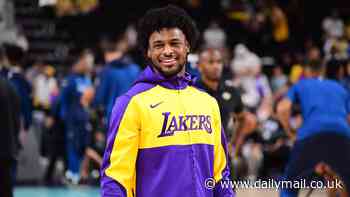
137, 5, 199, 56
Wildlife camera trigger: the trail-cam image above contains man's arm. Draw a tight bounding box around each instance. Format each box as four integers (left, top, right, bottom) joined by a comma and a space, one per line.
276, 98, 296, 141
229, 87, 257, 157
101, 95, 140, 197
231, 111, 257, 157
86, 147, 103, 166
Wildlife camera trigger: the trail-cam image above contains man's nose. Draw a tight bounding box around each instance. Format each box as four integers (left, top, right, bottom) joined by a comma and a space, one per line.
163, 45, 174, 56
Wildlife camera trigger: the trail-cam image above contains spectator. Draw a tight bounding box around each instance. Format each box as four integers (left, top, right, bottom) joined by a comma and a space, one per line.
306, 46, 321, 62
231, 43, 272, 114
195, 48, 258, 180
270, 6, 289, 44
33, 65, 59, 159
42, 98, 67, 185
2, 43, 32, 135
203, 21, 227, 49
0, 0, 16, 45
197, 48, 245, 138
33, 65, 59, 110
322, 9, 344, 40
270, 65, 288, 93
94, 32, 140, 123
196, 47, 257, 149
0, 76, 21, 197
258, 104, 291, 179
59, 48, 95, 184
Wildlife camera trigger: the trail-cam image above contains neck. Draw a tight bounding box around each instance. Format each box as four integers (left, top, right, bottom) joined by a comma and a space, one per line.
73, 68, 84, 75
105, 51, 123, 63
202, 76, 219, 91
311, 71, 321, 78
177, 66, 186, 77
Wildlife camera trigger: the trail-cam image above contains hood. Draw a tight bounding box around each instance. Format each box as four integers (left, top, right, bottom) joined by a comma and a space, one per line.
133, 66, 196, 90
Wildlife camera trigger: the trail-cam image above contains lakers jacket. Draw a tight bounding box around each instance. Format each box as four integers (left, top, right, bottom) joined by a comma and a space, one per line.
101, 66, 234, 197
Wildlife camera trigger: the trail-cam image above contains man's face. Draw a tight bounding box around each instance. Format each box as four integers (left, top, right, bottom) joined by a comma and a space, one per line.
147, 28, 189, 77
199, 50, 224, 81
77, 52, 94, 74
303, 66, 313, 78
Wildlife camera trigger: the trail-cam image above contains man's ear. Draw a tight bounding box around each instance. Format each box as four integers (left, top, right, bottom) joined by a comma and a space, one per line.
147, 48, 151, 59
185, 41, 190, 53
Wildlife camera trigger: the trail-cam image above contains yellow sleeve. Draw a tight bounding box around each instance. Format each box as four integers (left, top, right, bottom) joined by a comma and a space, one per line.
102, 96, 140, 197
213, 100, 228, 182
212, 100, 234, 196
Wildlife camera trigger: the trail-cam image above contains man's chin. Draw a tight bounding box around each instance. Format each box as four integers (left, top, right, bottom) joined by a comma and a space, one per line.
160, 69, 179, 78
155, 64, 184, 78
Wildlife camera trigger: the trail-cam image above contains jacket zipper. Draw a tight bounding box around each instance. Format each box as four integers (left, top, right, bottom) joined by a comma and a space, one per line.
176, 79, 199, 197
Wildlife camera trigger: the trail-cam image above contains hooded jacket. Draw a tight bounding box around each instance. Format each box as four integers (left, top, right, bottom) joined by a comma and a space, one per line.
101, 66, 234, 197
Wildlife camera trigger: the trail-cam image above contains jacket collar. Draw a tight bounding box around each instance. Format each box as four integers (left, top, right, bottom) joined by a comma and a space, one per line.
135, 66, 196, 90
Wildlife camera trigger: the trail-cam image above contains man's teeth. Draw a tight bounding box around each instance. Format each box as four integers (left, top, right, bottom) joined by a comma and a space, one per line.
163, 59, 175, 62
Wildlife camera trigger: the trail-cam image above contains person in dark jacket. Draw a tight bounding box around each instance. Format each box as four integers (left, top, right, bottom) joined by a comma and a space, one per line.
196, 48, 258, 180
60, 48, 95, 184
94, 33, 140, 123
0, 77, 21, 197
1, 43, 32, 132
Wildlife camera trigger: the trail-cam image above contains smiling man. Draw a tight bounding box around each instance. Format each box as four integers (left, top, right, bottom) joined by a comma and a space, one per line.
100, 5, 234, 197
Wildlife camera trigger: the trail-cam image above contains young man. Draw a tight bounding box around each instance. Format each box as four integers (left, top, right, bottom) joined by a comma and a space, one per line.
277, 60, 350, 196
101, 5, 234, 197
59, 48, 95, 184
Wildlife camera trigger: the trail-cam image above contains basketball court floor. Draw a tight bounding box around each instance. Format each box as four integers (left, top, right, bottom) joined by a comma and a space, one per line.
14, 186, 327, 197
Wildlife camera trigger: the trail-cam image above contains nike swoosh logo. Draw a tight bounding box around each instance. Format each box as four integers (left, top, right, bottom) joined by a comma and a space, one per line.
150, 101, 163, 108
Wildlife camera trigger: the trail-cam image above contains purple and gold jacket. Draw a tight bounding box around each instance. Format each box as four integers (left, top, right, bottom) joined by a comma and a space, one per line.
101, 66, 234, 197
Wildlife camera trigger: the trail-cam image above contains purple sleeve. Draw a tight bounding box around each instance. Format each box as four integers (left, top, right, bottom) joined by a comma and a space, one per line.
101, 176, 127, 197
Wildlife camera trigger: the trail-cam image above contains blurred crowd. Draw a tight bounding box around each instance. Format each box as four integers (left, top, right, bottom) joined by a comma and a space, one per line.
1, 0, 350, 187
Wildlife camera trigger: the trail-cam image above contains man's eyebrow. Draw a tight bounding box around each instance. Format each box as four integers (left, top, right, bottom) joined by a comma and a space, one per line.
151, 40, 164, 44
170, 38, 182, 42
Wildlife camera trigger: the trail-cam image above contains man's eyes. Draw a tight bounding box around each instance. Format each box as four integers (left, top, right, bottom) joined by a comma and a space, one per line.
152, 42, 183, 49
153, 44, 163, 48
171, 42, 182, 46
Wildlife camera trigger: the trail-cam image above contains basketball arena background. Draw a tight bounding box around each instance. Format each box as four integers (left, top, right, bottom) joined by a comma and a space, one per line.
1, 0, 350, 196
